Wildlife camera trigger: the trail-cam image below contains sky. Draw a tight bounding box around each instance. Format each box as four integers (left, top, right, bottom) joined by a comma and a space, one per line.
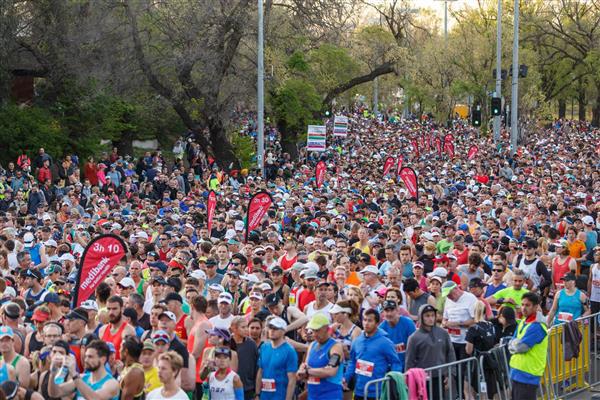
400, 0, 478, 28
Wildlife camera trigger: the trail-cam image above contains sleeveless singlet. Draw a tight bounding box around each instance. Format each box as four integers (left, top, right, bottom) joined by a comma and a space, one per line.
174, 314, 188, 341
40, 371, 62, 400
518, 256, 542, 289
556, 289, 583, 323
27, 333, 44, 354
552, 256, 573, 288
306, 338, 343, 400
101, 322, 128, 360
76, 372, 119, 400
0, 362, 8, 383
187, 315, 212, 383
208, 369, 237, 400
590, 264, 600, 303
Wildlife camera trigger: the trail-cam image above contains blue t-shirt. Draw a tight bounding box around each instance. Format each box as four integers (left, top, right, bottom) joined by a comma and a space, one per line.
485, 282, 507, 298
258, 341, 298, 400
379, 317, 416, 371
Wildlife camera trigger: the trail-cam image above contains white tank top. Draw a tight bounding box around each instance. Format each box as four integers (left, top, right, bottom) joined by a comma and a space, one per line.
208, 370, 237, 400
519, 256, 541, 288
304, 301, 333, 321
590, 264, 600, 303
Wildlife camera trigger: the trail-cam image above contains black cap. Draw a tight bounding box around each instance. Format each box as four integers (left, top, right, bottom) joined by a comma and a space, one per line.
420, 304, 438, 314
205, 258, 218, 266
226, 270, 241, 278
265, 293, 281, 307
562, 273, 577, 282
164, 292, 183, 303
166, 277, 182, 292
270, 266, 284, 274
0, 381, 18, 399
3, 303, 20, 319
65, 308, 89, 323
468, 277, 486, 289
382, 300, 398, 310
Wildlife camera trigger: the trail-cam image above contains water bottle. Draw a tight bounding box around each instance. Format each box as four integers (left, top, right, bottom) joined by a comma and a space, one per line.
54, 366, 68, 385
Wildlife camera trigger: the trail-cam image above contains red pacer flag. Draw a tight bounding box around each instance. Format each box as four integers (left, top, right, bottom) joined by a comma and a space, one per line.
435, 137, 442, 156
445, 141, 455, 158
383, 156, 394, 176
73, 234, 127, 307
399, 167, 419, 203
468, 145, 479, 160
411, 139, 420, 157
315, 161, 326, 188
396, 155, 403, 176
206, 190, 217, 233
245, 191, 273, 242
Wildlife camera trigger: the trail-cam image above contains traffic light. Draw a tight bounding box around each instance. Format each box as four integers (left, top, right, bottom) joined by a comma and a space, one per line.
472, 109, 481, 127
491, 97, 502, 116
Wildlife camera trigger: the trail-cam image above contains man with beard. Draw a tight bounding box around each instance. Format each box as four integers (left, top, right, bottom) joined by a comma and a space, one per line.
99, 295, 136, 360
48, 339, 119, 400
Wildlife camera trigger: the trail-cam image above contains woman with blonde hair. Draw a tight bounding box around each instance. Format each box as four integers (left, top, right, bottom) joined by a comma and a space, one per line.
345, 286, 364, 325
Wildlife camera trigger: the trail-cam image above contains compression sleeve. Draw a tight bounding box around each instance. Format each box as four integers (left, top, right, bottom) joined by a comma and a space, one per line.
235, 387, 244, 400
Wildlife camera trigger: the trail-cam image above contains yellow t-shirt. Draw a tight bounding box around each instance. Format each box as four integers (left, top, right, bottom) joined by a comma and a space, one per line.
144, 367, 161, 393
353, 242, 371, 255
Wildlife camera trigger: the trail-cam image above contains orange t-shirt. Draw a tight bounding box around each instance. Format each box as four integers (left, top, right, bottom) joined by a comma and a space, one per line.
346, 271, 362, 286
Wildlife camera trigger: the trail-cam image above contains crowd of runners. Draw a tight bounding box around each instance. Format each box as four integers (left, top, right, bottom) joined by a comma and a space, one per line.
0, 110, 598, 400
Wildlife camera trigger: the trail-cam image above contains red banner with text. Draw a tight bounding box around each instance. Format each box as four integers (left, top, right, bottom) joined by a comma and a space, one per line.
399, 167, 419, 203
245, 191, 273, 242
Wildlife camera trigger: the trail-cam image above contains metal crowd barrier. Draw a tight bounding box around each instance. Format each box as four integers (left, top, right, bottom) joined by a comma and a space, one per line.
361, 313, 600, 399
543, 312, 600, 399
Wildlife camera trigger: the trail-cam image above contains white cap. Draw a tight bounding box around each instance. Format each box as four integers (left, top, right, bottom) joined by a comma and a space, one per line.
23, 232, 35, 247
267, 317, 288, 330
159, 311, 176, 321
134, 231, 149, 240
42, 213, 52, 221
80, 300, 98, 311
218, 292, 233, 304
2, 286, 17, 298
59, 253, 75, 262
582, 215, 594, 226
360, 265, 379, 275
208, 284, 225, 292
111, 223, 122, 231
234, 221, 245, 232
118, 277, 135, 288
190, 270, 207, 281
44, 239, 58, 248
241, 274, 260, 283
428, 267, 448, 279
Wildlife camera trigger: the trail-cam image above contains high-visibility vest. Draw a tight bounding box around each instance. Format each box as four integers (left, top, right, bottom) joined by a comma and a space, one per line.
509, 318, 548, 377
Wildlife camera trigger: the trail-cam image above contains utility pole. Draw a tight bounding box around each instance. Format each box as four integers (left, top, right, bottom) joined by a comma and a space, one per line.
435, 0, 458, 45
494, 0, 502, 143
373, 77, 379, 115
510, 0, 519, 155
257, 0, 265, 176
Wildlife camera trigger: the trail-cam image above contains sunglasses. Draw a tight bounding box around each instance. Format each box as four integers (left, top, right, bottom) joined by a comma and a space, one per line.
492, 269, 504, 273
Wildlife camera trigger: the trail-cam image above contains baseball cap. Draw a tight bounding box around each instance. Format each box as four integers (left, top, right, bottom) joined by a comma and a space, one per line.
441, 281, 457, 297
148, 261, 168, 273
428, 268, 448, 279
206, 328, 231, 341
151, 330, 171, 344
412, 261, 424, 269
158, 311, 177, 321
0, 326, 14, 339
32, 308, 50, 322
468, 277, 486, 289
209, 283, 225, 292
45, 262, 62, 275
270, 266, 284, 274
189, 270, 207, 281
214, 347, 232, 358
249, 292, 263, 300
265, 293, 281, 307
330, 304, 353, 314
23, 232, 35, 248
44, 239, 58, 248
360, 265, 379, 275
80, 300, 98, 311
40, 292, 60, 304
241, 274, 260, 283
382, 300, 398, 310
301, 270, 318, 280
164, 292, 183, 304
582, 215, 594, 225
306, 314, 330, 330
267, 317, 288, 330
0, 381, 18, 399
218, 292, 233, 304
562, 273, 577, 282
142, 339, 155, 352
118, 277, 135, 289
65, 308, 89, 323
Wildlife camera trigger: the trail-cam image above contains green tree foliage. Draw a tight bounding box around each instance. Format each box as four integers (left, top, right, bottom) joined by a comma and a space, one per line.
0, 104, 67, 164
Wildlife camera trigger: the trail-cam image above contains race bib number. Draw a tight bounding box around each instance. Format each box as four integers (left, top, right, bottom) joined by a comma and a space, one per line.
447, 327, 461, 336
356, 359, 374, 377
262, 379, 276, 392
395, 343, 406, 353
289, 293, 296, 306
558, 312, 574, 322
307, 376, 321, 385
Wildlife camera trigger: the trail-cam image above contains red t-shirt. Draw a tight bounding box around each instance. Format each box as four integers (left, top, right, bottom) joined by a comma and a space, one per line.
297, 289, 315, 312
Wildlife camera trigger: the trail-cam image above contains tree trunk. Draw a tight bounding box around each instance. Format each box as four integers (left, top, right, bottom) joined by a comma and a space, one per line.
578, 83, 586, 121
558, 99, 566, 119
207, 117, 240, 170
592, 90, 600, 127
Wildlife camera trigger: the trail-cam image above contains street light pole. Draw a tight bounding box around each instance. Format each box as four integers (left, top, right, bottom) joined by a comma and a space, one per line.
257, 0, 265, 176
510, 0, 519, 155
435, 0, 458, 44
494, 0, 502, 143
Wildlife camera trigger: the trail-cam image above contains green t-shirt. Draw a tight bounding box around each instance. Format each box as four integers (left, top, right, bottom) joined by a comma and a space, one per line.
436, 239, 453, 254
493, 287, 529, 309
